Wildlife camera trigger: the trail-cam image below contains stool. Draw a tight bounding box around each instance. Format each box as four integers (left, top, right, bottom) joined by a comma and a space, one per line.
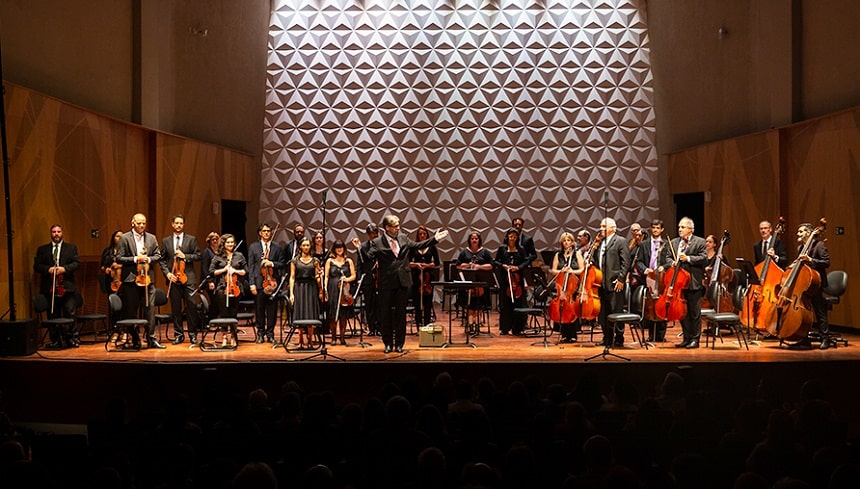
76, 313, 109, 344
200, 318, 239, 351
284, 319, 323, 353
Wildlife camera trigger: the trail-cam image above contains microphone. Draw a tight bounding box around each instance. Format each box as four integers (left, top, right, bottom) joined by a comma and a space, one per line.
322, 190, 327, 203
604, 191, 609, 205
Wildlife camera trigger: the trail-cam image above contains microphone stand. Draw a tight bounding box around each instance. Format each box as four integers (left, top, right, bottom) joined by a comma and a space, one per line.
585, 190, 631, 362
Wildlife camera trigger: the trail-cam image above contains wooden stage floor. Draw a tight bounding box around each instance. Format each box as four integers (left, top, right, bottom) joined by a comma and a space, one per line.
3, 309, 859, 428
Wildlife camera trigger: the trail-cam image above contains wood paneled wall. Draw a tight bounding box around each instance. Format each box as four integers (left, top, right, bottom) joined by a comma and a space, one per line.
0, 83, 255, 319
669, 107, 860, 328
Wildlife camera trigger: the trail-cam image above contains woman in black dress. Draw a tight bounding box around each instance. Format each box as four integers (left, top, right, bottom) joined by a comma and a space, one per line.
324, 240, 357, 345
455, 231, 494, 328
208, 234, 247, 347
550, 232, 585, 342
494, 228, 530, 335
289, 237, 322, 349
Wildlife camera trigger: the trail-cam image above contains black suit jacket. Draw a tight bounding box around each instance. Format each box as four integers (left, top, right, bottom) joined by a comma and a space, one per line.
660, 235, 708, 291
247, 240, 287, 288
360, 233, 437, 290
34, 241, 80, 296
159, 234, 201, 286
753, 238, 789, 268
117, 231, 162, 283
591, 233, 631, 289
518, 233, 537, 265
799, 240, 830, 289
635, 237, 668, 276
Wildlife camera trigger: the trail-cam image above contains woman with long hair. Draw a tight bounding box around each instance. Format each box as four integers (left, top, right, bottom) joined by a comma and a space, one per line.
324, 239, 357, 345
289, 237, 322, 349
409, 225, 440, 328
208, 234, 247, 347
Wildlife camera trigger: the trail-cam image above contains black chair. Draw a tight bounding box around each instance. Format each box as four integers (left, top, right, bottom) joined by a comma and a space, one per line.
153, 288, 176, 342
702, 284, 749, 350
75, 292, 109, 344
606, 284, 648, 349
105, 294, 148, 351
198, 295, 238, 351
816, 270, 849, 347
32, 294, 77, 349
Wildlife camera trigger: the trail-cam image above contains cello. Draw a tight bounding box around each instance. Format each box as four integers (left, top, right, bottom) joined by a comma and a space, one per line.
705, 230, 737, 313
571, 234, 603, 320
773, 218, 826, 341
548, 252, 580, 324
654, 236, 692, 322
743, 217, 786, 331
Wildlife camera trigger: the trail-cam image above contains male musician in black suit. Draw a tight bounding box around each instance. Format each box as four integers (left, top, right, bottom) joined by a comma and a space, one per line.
659, 217, 708, 349
355, 223, 381, 335
248, 221, 287, 343
593, 218, 631, 348
284, 223, 306, 263
512, 217, 537, 265
576, 229, 592, 260
158, 214, 202, 345
117, 213, 165, 349
353, 215, 448, 353
791, 222, 832, 350
33, 224, 81, 348
635, 219, 668, 342
753, 220, 789, 268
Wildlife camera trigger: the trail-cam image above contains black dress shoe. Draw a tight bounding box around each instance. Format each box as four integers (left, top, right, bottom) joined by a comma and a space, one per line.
172, 335, 185, 345
266, 336, 275, 343
676, 340, 691, 348
594, 340, 609, 347
788, 338, 812, 350
820, 339, 832, 350
613, 342, 625, 348
685, 340, 700, 349
384, 345, 392, 354
47, 341, 63, 349
148, 338, 167, 349
255, 334, 264, 344
395, 345, 404, 353
190, 335, 199, 345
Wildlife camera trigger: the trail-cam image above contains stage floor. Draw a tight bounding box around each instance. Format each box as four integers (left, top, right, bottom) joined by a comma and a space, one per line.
4, 309, 858, 364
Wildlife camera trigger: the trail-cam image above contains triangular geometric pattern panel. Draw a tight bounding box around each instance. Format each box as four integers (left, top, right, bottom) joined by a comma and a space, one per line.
263, 0, 657, 258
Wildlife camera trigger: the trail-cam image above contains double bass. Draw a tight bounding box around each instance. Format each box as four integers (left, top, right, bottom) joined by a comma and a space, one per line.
654, 236, 691, 322
704, 230, 736, 313
773, 218, 826, 341
742, 217, 786, 331
548, 252, 580, 324
571, 234, 603, 320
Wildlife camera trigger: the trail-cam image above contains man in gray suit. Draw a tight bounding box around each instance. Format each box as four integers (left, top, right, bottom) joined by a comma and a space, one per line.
593, 218, 631, 347
117, 213, 165, 349
659, 217, 708, 348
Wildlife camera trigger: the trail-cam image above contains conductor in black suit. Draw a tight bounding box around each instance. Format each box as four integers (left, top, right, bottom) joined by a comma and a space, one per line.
33, 224, 81, 347
593, 218, 631, 347
158, 214, 202, 345
753, 220, 788, 268
353, 215, 448, 353
512, 217, 537, 265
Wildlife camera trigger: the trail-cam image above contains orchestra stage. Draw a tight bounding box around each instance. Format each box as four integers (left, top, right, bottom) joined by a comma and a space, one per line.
2, 309, 859, 436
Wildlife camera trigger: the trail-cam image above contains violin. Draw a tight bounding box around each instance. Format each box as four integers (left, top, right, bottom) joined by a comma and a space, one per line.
227, 271, 241, 298
261, 225, 279, 295
108, 250, 122, 292
53, 272, 65, 297
774, 218, 826, 340
654, 236, 691, 322
135, 248, 151, 287
422, 269, 433, 295
571, 233, 603, 320
548, 251, 580, 324
315, 259, 326, 302
468, 253, 485, 297
339, 277, 354, 306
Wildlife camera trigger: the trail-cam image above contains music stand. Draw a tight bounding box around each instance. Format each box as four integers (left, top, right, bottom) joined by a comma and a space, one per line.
432, 280, 482, 348
460, 269, 497, 337
351, 272, 372, 348
736, 257, 763, 346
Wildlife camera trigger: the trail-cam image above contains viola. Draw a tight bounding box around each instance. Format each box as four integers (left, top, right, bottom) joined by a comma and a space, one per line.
743, 217, 786, 331
507, 269, 523, 300
262, 264, 277, 295
654, 236, 691, 322
340, 278, 354, 306
773, 218, 826, 340
172, 258, 187, 285
110, 265, 122, 292
314, 260, 326, 302
548, 252, 579, 324
227, 272, 241, 298
571, 233, 603, 320
422, 269, 433, 295
467, 253, 485, 297
135, 249, 151, 287
53, 273, 65, 297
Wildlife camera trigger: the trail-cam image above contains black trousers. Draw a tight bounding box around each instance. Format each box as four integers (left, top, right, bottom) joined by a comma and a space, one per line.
598, 286, 625, 344
255, 291, 279, 337
169, 282, 200, 336
378, 286, 408, 347
681, 288, 704, 341
121, 283, 155, 338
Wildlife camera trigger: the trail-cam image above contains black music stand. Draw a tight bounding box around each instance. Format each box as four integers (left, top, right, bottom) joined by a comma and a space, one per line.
351, 272, 372, 348
460, 269, 497, 337
736, 257, 763, 345
432, 281, 482, 348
